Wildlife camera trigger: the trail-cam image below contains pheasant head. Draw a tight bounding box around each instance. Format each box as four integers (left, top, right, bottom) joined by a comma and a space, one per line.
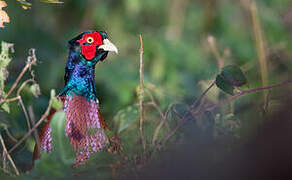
60, 31, 118, 100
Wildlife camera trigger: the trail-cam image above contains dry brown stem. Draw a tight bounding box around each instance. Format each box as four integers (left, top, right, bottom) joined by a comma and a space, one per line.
9, 98, 52, 154
139, 34, 146, 151
0, 49, 36, 104
0, 134, 19, 175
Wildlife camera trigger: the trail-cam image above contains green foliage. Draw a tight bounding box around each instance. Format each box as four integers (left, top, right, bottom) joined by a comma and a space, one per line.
50, 89, 63, 110
1, 102, 10, 113
216, 65, 247, 95
17, 0, 63, 10
30, 83, 41, 98
16, 0, 32, 10
39, 0, 63, 4
32, 111, 121, 179
0, 41, 14, 113
221, 65, 247, 87
113, 105, 139, 134
214, 113, 241, 138
216, 75, 235, 95
32, 111, 74, 178
0, 0, 291, 178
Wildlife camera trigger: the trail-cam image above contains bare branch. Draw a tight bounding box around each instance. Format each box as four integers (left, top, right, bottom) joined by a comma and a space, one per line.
206, 79, 292, 111
16, 79, 36, 131
249, 0, 269, 109
152, 103, 177, 146
207, 36, 224, 71
28, 106, 40, 157
18, 97, 31, 130
0, 134, 19, 175
5, 97, 20, 103
4, 127, 17, 143
8, 99, 52, 154
145, 89, 164, 119
161, 79, 292, 146
16, 79, 35, 97
0, 49, 36, 104
191, 81, 215, 109
139, 34, 146, 151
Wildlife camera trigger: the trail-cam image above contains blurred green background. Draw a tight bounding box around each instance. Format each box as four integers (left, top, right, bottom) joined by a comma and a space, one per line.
0, 0, 292, 179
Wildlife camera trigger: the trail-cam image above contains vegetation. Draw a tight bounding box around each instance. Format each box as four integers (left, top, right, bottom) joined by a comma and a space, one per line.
0, 0, 291, 179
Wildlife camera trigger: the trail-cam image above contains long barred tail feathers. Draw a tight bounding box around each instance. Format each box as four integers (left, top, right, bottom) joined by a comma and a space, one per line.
33, 95, 121, 167
32, 108, 56, 162
63, 95, 109, 166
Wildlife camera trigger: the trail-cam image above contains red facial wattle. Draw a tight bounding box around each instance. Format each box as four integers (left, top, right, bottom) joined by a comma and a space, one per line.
78, 32, 103, 60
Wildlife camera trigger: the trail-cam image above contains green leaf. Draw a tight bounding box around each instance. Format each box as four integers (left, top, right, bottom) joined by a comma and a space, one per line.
17, 0, 32, 10
221, 65, 247, 87
1, 102, 10, 113
113, 105, 139, 133
40, 0, 64, 4
215, 75, 234, 95
30, 83, 41, 98
50, 89, 56, 97
50, 111, 74, 165
0, 41, 14, 94
32, 111, 74, 178
216, 65, 248, 95
50, 89, 63, 110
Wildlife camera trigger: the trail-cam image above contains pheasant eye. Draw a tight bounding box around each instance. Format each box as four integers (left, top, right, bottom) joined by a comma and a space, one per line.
86, 37, 94, 44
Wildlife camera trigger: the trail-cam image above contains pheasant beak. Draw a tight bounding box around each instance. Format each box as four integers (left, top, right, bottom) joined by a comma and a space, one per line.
98, 39, 118, 54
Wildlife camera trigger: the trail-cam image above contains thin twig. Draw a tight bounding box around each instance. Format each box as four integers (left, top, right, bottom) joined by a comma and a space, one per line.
8, 99, 52, 154
152, 103, 177, 146
5, 97, 19, 103
158, 43, 217, 146
206, 80, 292, 111
161, 79, 292, 146
4, 127, 17, 143
249, 0, 269, 109
0, 50, 36, 104
16, 79, 35, 96
263, 90, 271, 114
16, 79, 36, 131
139, 34, 146, 151
161, 121, 184, 146
28, 106, 40, 156
207, 36, 224, 71
145, 89, 164, 118
0, 134, 19, 175
2, 151, 7, 173
18, 97, 31, 130
191, 81, 215, 109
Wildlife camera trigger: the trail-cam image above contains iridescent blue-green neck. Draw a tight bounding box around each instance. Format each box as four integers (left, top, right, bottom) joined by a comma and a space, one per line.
59, 50, 107, 100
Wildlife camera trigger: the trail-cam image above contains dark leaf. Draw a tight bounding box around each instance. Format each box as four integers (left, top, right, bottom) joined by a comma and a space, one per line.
221, 65, 247, 87
215, 75, 234, 95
